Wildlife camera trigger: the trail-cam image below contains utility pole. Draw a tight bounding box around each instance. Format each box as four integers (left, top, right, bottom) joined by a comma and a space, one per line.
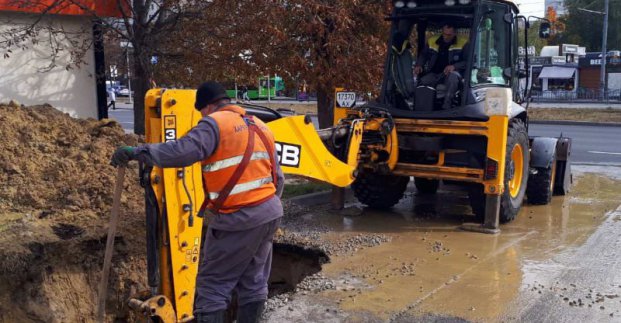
601, 0, 609, 100
578, 2, 609, 100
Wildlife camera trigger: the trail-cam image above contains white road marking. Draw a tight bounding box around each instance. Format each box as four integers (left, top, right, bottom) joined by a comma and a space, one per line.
588, 151, 621, 156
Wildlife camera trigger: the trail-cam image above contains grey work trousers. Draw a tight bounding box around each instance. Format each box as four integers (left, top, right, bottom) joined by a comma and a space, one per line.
193, 217, 281, 314
419, 71, 461, 107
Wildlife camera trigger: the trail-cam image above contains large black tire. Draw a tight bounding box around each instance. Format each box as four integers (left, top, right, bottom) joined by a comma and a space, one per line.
469, 119, 529, 223
352, 172, 409, 209
414, 178, 439, 195
526, 157, 556, 205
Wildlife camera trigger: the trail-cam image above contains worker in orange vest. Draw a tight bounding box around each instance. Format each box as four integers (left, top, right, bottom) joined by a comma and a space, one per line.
111, 82, 284, 323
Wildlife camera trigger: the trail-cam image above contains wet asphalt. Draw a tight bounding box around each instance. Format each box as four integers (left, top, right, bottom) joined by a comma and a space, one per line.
529, 123, 621, 166
265, 166, 621, 322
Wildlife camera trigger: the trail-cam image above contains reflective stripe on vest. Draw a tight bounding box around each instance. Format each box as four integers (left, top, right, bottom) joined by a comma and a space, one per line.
202, 151, 270, 173
208, 176, 273, 200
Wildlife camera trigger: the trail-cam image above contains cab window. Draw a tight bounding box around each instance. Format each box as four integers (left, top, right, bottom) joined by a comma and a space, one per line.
471, 4, 511, 86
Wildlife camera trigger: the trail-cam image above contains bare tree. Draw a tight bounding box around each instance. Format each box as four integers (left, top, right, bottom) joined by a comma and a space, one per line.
269, 0, 391, 128
150, 0, 391, 129
152, 0, 283, 88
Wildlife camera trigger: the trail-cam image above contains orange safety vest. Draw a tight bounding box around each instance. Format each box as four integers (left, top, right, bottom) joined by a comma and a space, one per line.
199, 105, 277, 214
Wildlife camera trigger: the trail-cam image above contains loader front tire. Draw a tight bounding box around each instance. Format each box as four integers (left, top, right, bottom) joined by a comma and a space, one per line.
352, 172, 409, 209
526, 157, 556, 205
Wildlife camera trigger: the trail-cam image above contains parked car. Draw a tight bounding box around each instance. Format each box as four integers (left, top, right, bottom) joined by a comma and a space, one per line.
117, 87, 133, 97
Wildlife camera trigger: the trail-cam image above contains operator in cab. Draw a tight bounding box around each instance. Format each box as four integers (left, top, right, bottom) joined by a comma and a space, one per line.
110, 82, 284, 323
414, 23, 468, 110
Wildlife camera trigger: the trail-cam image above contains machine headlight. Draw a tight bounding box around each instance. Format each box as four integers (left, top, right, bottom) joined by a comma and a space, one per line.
458, 0, 471, 4
445, 0, 456, 5
407, 1, 417, 8
394, 1, 405, 8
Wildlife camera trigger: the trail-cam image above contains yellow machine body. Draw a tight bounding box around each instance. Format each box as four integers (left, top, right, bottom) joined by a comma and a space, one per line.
267, 116, 358, 187
391, 115, 508, 194
142, 89, 206, 322
134, 89, 376, 322
132, 88, 515, 322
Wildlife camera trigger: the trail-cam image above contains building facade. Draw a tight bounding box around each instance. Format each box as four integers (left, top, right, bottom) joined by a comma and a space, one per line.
0, 1, 122, 119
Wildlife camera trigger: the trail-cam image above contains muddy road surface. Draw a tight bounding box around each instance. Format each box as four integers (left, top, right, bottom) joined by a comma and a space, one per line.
267, 165, 621, 322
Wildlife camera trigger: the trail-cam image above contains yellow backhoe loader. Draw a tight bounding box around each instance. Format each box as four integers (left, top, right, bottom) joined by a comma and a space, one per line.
126, 0, 572, 321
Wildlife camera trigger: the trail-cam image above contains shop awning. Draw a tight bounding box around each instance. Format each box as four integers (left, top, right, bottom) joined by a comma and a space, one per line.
538, 66, 576, 79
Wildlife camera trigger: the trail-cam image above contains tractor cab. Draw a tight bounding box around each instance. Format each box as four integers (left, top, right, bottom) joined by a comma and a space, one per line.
381, 0, 520, 120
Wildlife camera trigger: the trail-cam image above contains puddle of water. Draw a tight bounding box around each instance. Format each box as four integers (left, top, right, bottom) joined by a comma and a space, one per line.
308, 172, 621, 321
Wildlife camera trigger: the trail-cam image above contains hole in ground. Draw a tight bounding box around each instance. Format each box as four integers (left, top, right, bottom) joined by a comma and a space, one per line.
224, 243, 329, 322
268, 243, 329, 296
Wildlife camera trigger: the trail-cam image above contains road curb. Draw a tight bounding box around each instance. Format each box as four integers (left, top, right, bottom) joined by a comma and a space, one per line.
530, 120, 621, 127
298, 114, 621, 128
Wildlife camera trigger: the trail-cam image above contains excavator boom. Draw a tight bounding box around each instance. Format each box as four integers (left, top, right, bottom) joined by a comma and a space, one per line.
130, 89, 394, 322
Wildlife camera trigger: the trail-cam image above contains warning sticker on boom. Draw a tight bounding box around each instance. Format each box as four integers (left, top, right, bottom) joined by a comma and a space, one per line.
164, 115, 177, 142
336, 91, 356, 108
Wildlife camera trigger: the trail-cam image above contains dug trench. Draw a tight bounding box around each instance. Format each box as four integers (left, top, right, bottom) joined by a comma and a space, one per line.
0, 236, 328, 322
0, 103, 330, 322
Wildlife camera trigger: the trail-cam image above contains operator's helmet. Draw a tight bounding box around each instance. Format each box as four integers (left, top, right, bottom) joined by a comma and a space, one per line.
195, 81, 230, 110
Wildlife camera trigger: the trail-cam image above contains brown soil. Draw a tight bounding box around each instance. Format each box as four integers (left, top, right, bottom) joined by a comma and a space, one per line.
260, 102, 317, 115
0, 103, 147, 322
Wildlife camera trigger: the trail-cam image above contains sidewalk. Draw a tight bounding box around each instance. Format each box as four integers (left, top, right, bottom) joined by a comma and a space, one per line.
107, 103, 134, 133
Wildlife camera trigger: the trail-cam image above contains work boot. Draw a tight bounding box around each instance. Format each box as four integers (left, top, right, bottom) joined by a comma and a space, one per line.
194, 310, 226, 323
236, 301, 265, 323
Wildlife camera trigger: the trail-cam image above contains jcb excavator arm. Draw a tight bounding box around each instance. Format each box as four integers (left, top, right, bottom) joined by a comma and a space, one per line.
129, 89, 397, 322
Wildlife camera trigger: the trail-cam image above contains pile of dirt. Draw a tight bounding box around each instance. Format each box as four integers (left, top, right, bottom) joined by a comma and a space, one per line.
0, 103, 147, 322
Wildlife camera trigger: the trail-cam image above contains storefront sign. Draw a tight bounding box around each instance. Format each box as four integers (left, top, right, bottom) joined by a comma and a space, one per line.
562, 44, 579, 55
518, 46, 536, 56
580, 57, 621, 67
552, 56, 567, 65
529, 56, 551, 66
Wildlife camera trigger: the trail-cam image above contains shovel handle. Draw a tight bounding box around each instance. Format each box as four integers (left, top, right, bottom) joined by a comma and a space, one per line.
96, 166, 126, 323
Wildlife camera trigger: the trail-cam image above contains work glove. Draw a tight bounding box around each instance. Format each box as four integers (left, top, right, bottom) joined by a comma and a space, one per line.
110, 146, 136, 167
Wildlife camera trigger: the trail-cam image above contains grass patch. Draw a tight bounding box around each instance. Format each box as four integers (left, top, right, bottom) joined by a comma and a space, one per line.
282, 181, 331, 199
255, 104, 621, 124
528, 108, 621, 123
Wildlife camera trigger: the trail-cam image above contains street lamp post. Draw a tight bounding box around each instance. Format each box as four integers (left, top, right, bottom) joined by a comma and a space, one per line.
126, 49, 133, 104
120, 41, 133, 104
267, 74, 271, 103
